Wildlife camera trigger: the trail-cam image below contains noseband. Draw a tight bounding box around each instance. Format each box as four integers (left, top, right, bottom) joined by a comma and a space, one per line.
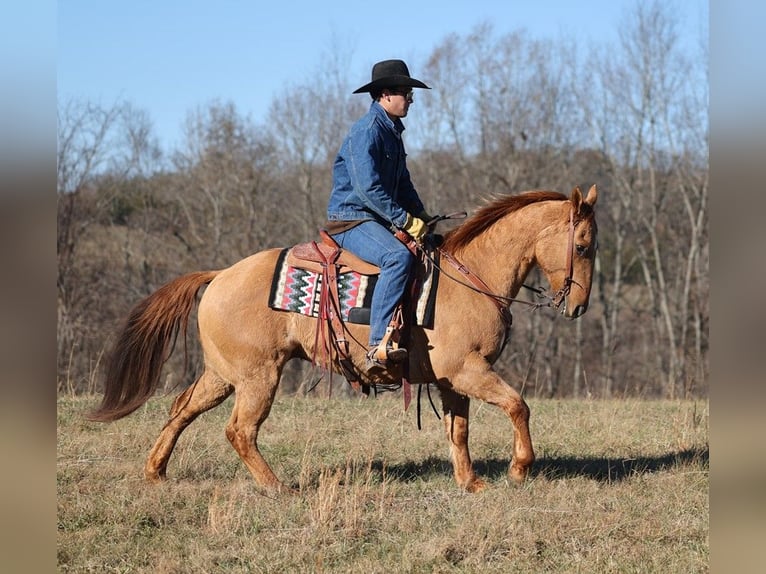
550, 204, 576, 310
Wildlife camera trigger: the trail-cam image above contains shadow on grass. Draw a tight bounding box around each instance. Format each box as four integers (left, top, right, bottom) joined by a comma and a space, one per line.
526, 446, 709, 482
372, 446, 708, 484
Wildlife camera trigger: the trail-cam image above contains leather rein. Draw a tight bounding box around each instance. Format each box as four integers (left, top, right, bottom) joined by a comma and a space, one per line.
418, 206, 579, 323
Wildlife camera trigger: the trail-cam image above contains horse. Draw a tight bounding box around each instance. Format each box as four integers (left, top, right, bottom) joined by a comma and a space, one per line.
88, 185, 598, 493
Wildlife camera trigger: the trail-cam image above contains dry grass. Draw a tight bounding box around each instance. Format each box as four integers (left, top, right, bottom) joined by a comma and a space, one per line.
57, 394, 708, 573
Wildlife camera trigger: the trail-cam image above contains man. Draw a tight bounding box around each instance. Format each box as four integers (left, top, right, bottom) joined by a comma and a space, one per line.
326, 59, 432, 372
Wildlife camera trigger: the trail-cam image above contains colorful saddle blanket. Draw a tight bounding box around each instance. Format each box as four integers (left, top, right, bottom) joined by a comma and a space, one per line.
268, 247, 438, 328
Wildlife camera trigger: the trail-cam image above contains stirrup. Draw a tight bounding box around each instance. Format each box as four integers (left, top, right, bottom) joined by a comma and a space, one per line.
365, 343, 408, 371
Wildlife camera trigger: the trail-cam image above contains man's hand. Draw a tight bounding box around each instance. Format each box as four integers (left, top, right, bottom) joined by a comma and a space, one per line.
402, 213, 428, 242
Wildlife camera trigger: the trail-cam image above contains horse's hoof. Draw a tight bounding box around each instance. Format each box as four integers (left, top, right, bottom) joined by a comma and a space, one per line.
144, 470, 167, 484
465, 477, 488, 493
278, 484, 300, 496
258, 482, 299, 497
508, 464, 529, 485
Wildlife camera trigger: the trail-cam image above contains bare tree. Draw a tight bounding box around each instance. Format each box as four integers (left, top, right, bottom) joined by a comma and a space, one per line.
266, 48, 367, 241
170, 100, 280, 266
57, 98, 163, 390
579, 1, 708, 396
56, 6, 707, 398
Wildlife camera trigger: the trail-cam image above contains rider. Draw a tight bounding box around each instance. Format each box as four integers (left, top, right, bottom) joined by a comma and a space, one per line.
325, 59, 432, 372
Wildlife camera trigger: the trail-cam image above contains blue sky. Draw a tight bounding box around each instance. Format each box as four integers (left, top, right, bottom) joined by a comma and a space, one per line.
57, 1, 708, 151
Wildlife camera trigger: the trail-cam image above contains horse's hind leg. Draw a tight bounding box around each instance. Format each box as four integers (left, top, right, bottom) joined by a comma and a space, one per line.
225, 364, 289, 493
144, 370, 233, 482
440, 387, 487, 493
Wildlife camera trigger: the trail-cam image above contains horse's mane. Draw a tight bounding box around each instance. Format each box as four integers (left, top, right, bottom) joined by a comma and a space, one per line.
442, 190, 568, 253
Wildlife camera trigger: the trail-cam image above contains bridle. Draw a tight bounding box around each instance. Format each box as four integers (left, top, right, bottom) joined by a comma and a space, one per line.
549, 203, 577, 310
418, 204, 581, 322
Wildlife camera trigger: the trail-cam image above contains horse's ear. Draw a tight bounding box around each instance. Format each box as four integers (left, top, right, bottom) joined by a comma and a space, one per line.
584, 184, 598, 207
570, 186, 583, 212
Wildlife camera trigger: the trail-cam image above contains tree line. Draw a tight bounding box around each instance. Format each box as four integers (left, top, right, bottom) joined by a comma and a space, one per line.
57, 3, 708, 398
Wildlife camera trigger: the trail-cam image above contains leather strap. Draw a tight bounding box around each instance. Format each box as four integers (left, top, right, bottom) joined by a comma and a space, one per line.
308, 241, 362, 392
552, 205, 575, 309
438, 248, 513, 328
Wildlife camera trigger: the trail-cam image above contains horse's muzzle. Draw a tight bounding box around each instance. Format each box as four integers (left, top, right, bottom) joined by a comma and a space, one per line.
570, 303, 588, 319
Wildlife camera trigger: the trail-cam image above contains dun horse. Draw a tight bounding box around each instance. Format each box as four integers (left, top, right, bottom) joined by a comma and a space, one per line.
89, 186, 598, 493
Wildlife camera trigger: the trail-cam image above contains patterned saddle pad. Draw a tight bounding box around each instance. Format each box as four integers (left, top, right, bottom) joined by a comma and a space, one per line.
268, 248, 438, 327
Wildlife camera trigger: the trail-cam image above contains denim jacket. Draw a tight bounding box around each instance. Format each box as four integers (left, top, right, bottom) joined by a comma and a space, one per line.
327, 101, 425, 229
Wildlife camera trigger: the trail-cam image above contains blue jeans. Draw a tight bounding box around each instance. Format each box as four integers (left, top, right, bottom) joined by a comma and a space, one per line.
333, 221, 414, 346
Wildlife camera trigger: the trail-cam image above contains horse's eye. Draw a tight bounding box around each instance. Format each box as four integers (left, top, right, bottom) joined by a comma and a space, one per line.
576, 244, 588, 256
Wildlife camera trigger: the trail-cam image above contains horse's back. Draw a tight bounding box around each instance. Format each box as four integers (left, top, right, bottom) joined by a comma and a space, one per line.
203, 248, 283, 307
198, 248, 293, 366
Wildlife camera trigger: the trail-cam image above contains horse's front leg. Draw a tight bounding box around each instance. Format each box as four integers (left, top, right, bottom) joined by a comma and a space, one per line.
439, 387, 487, 493
451, 353, 535, 485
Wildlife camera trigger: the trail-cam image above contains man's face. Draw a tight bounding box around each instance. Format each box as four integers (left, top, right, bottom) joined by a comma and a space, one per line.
381, 87, 413, 118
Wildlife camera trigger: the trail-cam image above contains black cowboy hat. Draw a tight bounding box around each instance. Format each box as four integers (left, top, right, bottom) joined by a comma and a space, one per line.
353, 59, 431, 94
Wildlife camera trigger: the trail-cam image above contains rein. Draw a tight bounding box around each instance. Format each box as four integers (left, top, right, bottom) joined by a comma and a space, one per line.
417, 204, 579, 319
435, 249, 516, 326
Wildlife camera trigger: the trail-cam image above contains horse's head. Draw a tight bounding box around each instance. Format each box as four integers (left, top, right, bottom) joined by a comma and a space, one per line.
536, 185, 598, 319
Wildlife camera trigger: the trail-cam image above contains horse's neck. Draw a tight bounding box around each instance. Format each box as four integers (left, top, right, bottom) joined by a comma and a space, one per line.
454, 204, 552, 298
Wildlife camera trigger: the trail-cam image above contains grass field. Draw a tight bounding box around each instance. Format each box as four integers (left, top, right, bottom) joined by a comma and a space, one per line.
57, 393, 708, 573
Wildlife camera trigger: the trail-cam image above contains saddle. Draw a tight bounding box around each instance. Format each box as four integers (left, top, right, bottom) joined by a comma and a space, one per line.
286, 229, 417, 398
288, 230, 379, 276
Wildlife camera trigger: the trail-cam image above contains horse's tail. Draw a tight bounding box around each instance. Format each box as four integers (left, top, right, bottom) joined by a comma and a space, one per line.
87, 270, 220, 422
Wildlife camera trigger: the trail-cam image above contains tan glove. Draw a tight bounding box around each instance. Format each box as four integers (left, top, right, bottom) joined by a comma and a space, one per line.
402, 213, 428, 242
